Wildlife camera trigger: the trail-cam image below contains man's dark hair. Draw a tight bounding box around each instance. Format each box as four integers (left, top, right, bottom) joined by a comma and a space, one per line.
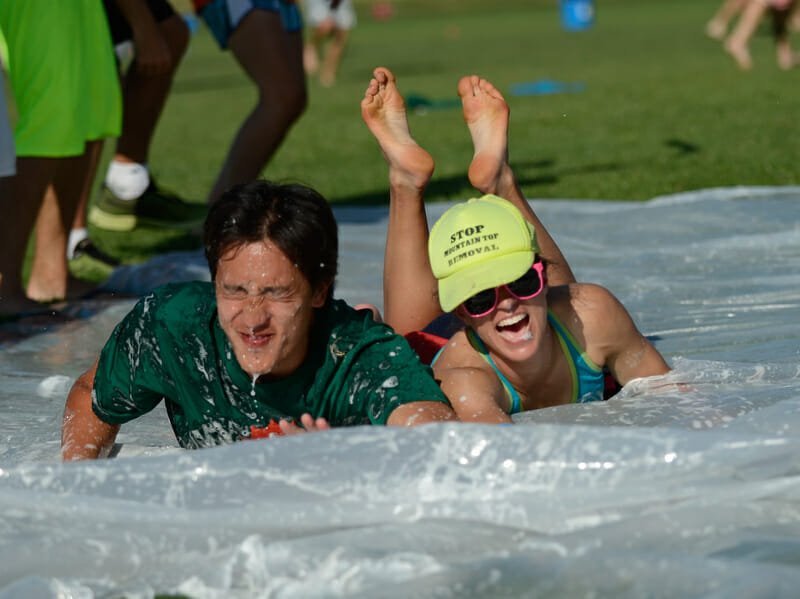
204, 180, 338, 301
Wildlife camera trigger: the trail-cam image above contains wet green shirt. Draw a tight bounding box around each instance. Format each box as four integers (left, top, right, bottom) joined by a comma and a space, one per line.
92, 282, 449, 448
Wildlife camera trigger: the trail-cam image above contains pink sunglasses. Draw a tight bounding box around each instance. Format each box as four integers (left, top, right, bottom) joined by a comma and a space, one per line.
461, 261, 545, 318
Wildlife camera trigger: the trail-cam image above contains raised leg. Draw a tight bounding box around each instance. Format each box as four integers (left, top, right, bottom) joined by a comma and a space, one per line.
361, 67, 439, 334
458, 75, 576, 285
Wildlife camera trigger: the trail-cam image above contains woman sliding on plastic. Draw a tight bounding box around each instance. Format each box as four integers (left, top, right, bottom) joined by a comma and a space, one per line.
361, 66, 671, 424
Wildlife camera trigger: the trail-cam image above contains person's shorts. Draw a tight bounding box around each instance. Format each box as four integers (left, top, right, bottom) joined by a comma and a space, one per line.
103, 0, 177, 45
303, 0, 356, 30
199, 0, 303, 49
0, 0, 121, 157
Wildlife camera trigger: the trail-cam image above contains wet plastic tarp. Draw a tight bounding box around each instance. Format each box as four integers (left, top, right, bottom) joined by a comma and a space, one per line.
1, 187, 799, 598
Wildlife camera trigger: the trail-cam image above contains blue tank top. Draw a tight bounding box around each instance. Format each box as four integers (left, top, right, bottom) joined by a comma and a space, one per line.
459, 311, 605, 414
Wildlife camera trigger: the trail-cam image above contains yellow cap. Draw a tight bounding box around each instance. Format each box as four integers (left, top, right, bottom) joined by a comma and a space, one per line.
428, 195, 540, 312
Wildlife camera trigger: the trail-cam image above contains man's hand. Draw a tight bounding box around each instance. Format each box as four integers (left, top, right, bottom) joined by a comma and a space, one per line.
279, 413, 332, 435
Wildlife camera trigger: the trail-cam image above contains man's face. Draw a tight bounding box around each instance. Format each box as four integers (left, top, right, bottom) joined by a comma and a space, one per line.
215, 240, 328, 379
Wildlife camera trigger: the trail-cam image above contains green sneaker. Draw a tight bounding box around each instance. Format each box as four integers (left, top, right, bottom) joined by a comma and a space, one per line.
89, 181, 208, 232
68, 239, 120, 283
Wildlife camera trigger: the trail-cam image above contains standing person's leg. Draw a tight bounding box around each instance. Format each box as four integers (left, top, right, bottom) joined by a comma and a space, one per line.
207, 8, 307, 204
725, 0, 768, 69
706, 0, 750, 40
319, 27, 350, 86
0, 0, 120, 313
0, 158, 56, 315
113, 13, 189, 166
28, 142, 102, 302
457, 75, 575, 286
303, 15, 331, 76
361, 67, 439, 335
319, 0, 355, 87
770, 0, 797, 68
87, 7, 202, 235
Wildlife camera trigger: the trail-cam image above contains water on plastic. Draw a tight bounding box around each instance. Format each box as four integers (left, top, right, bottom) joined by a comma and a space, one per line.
1, 187, 799, 598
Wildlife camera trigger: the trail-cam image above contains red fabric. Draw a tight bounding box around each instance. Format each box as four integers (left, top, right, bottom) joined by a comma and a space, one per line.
405, 331, 448, 366
249, 419, 286, 439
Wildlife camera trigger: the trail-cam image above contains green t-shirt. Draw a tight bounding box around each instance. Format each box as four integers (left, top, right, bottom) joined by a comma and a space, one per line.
92, 282, 450, 448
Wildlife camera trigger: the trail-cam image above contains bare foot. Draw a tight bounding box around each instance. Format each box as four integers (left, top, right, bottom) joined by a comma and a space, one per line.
361, 67, 434, 193
458, 74, 515, 197
26, 274, 96, 304
725, 39, 753, 70
705, 19, 727, 41
776, 42, 796, 70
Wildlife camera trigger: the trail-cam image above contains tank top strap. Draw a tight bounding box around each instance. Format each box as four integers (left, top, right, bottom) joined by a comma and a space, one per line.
465, 328, 523, 414
547, 310, 604, 403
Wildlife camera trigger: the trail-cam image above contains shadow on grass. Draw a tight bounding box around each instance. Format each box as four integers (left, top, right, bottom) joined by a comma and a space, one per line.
90, 227, 203, 265
664, 138, 700, 155
332, 157, 628, 218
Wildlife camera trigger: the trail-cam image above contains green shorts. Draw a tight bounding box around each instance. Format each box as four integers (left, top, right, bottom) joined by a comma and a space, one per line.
0, 0, 121, 157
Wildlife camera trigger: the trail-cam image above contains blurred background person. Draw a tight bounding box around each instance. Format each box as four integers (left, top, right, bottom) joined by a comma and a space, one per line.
706, 0, 749, 40
302, 0, 354, 87
724, 0, 798, 70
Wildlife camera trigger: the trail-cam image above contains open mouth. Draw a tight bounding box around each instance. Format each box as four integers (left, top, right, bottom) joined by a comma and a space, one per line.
241, 331, 270, 347
496, 313, 530, 340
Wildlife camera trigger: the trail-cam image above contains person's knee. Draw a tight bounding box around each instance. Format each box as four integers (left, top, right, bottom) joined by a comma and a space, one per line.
161, 15, 191, 68
259, 81, 307, 124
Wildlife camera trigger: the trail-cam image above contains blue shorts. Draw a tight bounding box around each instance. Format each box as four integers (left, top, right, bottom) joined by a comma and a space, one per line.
199, 0, 303, 48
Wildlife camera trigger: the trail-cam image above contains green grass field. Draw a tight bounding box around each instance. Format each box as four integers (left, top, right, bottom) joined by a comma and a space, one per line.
83, 0, 800, 266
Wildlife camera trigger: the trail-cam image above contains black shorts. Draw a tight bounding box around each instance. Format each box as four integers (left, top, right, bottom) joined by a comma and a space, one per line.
103, 0, 177, 45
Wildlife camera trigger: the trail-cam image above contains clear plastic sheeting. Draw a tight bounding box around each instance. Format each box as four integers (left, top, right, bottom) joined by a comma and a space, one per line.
1, 187, 799, 598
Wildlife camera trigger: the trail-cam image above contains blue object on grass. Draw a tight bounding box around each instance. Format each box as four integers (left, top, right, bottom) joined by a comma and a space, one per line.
406, 94, 462, 114
560, 0, 594, 31
509, 79, 587, 97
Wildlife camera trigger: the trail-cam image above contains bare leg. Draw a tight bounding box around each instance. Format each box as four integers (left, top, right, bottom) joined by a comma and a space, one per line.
0, 160, 53, 315
71, 15, 189, 242
706, 0, 749, 39
28, 143, 100, 302
361, 67, 439, 335
304, 21, 332, 75
725, 0, 767, 70
320, 28, 350, 86
207, 10, 307, 204
771, 5, 797, 69
458, 75, 576, 286
115, 14, 189, 164
70, 138, 103, 232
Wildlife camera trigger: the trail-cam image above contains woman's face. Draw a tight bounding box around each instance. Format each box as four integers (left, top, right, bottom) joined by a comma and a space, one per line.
456, 274, 549, 363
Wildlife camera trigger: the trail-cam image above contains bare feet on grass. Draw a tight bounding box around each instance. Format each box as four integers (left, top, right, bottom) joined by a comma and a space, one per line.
457, 75, 517, 199
361, 67, 434, 195
724, 39, 753, 70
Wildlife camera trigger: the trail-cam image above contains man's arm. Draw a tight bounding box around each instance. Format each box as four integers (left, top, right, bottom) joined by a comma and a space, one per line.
386, 400, 458, 426
61, 361, 120, 461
